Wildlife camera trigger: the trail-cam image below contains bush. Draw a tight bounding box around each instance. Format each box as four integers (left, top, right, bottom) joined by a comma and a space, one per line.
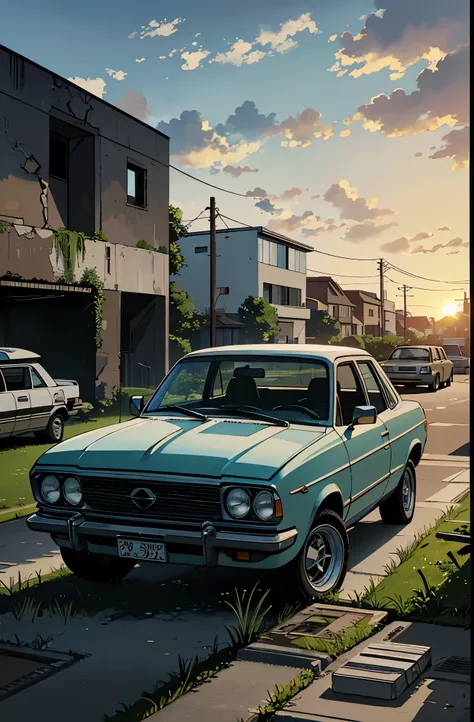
363, 334, 404, 360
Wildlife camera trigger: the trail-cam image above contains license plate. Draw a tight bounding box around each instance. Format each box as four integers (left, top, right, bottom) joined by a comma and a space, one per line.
117, 538, 167, 562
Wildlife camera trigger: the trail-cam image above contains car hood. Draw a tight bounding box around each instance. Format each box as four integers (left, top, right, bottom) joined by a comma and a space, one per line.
36, 415, 326, 480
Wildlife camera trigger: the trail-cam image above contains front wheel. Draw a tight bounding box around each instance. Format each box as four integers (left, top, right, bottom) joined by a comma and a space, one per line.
285, 510, 349, 600
34, 412, 65, 443
379, 460, 416, 525
428, 374, 439, 393
445, 371, 453, 387
60, 547, 136, 583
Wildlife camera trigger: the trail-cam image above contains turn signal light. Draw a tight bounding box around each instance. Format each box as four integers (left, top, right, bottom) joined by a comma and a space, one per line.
274, 498, 283, 518
236, 551, 250, 561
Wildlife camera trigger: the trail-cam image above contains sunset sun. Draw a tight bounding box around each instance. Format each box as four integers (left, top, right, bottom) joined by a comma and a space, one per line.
442, 302, 459, 316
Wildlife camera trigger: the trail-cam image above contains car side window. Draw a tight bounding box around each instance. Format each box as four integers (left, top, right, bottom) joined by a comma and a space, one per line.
336, 363, 367, 426
357, 361, 388, 414
439, 348, 447, 360
0, 371, 6, 393
30, 368, 47, 388
2, 366, 32, 391
433, 348, 440, 361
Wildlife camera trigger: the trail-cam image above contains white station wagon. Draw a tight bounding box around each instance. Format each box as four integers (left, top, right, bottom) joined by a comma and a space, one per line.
0, 348, 81, 443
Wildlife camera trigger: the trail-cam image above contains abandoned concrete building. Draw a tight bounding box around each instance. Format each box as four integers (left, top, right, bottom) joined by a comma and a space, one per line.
0, 45, 170, 402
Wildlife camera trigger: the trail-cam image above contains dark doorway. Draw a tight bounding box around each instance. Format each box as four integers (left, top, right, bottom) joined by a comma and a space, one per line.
49, 117, 95, 236
0, 282, 96, 402
120, 293, 166, 390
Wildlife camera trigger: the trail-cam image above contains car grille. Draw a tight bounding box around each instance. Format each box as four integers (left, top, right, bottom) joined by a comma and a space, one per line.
398, 366, 415, 372
81, 477, 221, 524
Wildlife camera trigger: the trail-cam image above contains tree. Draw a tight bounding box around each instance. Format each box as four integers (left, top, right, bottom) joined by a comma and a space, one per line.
169, 205, 187, 276
169, 281, 207, 364
238, 296, 280, 343
307, 310, 341, 344
363, 334, 404, 360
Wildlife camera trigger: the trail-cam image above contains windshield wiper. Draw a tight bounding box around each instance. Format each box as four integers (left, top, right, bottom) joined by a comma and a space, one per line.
155, 405, 209, 422
219, 405, 289, 428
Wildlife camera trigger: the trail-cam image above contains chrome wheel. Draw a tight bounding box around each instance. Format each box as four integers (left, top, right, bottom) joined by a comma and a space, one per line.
401, 467, 415, 517
52, 415, 63, 440
304, 525, 344, 594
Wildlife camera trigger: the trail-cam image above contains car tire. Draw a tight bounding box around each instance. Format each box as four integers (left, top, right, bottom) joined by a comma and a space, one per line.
60, 547, 136, 583
379, 460, 416, 525
286, 510, 349, 600
34, 412, 65, 443
428, 374, 439, 393
445, 371, 453, 387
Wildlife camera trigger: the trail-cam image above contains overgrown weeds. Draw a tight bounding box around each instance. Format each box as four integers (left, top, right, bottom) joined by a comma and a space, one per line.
249, 668, 316, 721
293, 619, 378, 658
225, 584, 272, 647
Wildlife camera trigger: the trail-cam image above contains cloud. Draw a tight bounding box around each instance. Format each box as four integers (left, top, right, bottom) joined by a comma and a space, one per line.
211, 12, 320, 67
323, 180, 394, 222
311, 194, 320, 199
181, 49, 211, 70
116, 90, 151, 121
344, 221, 398, 242
438, 226, 451, 231
268, 210, 314, 232
411, 237, 468, 254
245, 187, 268, 198
380, 230, 435, 253
222, 164, 258, 177
135, 58, 145, 63
106, 68, 127, 81
415, 151, 423, 157
339, 129, 351, 138
273, 108, 334, 147
216, 101, 277, 141
128, 32, 137, 39
346, 45, 469, 137
68, 76, 106, 98
256, 198, 282, 214
328, 34, 338, 43
429, 126, 469, 169
140, 18, 185, 40
333, 0, 468, 79
279, 187, 303, 200
302, 222, 346, 238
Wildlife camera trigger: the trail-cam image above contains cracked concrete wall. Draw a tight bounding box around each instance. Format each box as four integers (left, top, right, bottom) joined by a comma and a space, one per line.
0, 46, 169, 250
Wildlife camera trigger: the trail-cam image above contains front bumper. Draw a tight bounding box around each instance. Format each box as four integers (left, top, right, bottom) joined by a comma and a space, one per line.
26, 512, 298, 568
384, 372, 434, 385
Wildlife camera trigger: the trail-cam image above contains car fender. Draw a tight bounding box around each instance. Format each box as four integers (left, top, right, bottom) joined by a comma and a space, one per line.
406, 436, 425, 467
310, 482, 344, 527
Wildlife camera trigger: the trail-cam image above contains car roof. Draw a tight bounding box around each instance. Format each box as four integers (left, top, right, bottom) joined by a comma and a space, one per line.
393, 345, 437, 350
185, 343, 371, 361
0, 348, 40, 362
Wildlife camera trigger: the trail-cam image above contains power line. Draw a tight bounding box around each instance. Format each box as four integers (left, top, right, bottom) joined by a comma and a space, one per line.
307, 268, 378, 278
170, 164, 249, 197
386, 261, 469, 285
217, 213, 253, 228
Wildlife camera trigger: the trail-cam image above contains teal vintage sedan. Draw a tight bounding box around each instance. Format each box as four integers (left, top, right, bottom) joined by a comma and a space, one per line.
27, 345, 427, 598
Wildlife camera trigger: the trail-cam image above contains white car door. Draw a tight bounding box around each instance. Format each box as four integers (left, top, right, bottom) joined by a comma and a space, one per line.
2, 366, 32, 433
28, 366, 55, 431
0, 370, 16, 437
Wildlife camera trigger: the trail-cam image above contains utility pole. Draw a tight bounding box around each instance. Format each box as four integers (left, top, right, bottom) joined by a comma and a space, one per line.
209, 196, 216, 347
378, 259, 387, 337
397, 285, 414, 341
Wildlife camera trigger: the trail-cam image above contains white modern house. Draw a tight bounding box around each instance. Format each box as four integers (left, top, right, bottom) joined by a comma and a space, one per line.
176, 226, 312, 344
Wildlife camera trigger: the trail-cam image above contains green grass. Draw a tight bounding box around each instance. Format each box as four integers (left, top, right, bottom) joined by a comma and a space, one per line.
0, 414, 131, 513
290, 619, 379, 657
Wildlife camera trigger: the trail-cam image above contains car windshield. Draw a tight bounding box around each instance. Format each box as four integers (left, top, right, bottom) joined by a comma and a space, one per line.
389, 347, 430, 361
443, 345, 460, 356
146, 355, 330, 424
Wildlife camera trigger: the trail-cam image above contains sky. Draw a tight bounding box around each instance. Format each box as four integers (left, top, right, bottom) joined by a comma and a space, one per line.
1, 0, 469, 319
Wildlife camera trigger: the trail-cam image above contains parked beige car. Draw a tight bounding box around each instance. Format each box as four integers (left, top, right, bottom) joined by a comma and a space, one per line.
380, 345, 453, 392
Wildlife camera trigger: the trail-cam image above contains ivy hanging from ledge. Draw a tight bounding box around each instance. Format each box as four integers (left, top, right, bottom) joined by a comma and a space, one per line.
52, 228, 86, 284
80, 267, 104, 350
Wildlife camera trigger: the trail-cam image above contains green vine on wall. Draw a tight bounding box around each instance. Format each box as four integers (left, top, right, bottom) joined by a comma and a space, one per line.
80, 267, 104, 349
136, 239, 168, 254
0, 221, 9, 234
53, 228, 86, 283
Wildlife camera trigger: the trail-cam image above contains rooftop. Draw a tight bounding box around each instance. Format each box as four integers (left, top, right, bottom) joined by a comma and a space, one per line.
186, 226, 314, 252
186, 343, 370, 360
0, 348, 40, 362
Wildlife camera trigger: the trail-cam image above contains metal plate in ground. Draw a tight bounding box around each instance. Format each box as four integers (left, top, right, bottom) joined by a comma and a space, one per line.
0, 645, 82, 700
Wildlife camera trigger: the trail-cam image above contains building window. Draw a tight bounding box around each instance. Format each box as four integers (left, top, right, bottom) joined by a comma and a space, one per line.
339, 305, 352, 320
331, 305, 338, 318
289, 287, 301, 306
368, 308, 374, 317
277, 243, 287, 269
195, 246, 208, 254
127, 163, 147, 207
288, 247, 296, 271
263, 283, 271, 301
263, 239, 270, 264
258, 237, 263, 262
50, 135, 68, 180
105, 245, 111, 274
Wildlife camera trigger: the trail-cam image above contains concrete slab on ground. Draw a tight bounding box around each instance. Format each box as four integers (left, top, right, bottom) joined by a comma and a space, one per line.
149, 660, 298, 722
426, 484, 469, 504
276, 622, 470, 722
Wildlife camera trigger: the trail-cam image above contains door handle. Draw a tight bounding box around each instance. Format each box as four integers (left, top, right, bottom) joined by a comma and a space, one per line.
381, 430, 389, 438
18, 395, 29, 402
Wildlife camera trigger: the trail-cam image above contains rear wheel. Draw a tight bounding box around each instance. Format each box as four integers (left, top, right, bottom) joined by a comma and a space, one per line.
60, 547, 136, 583
379, 460, 416, 525
445, 371, 453, 387
428, 374, 439, 392
34, 412, 64, 443
285, 510, 348, 600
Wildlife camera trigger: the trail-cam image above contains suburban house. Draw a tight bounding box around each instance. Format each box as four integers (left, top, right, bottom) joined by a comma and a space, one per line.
0, 45, 170, 401
306, 276, 355, 337
345, 290, 381, 336
176, 226, 312, 344
406, 316, 434, 336
384, 294, 397, 335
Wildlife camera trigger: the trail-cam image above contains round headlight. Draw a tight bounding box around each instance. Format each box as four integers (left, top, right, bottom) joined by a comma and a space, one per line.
41, 475, 60, 504
63, 476, 82, 506
254, 490, 275, 521
226, 488, 251, 519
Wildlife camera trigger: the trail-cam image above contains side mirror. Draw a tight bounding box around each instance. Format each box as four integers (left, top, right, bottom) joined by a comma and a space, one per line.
350, 405, 377, 428
130, 395, 144, 416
